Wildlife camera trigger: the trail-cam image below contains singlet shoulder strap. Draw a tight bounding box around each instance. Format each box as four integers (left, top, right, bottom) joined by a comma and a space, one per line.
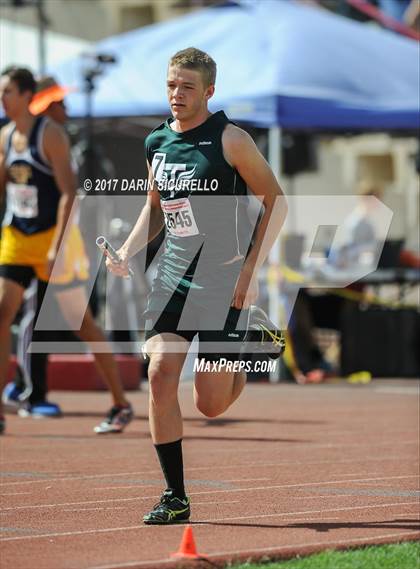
29, 116, 44, 144
32, 116, 51, 168
2, 123, 17, 157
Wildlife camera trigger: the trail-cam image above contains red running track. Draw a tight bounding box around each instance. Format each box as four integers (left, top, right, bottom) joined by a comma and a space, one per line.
1, 379, 419, 568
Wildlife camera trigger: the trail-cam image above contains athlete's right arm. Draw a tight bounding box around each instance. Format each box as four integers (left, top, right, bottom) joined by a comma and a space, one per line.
106, 161, 164, 277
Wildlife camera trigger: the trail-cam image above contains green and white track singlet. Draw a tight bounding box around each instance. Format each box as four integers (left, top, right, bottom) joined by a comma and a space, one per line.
145, 111, 255, 312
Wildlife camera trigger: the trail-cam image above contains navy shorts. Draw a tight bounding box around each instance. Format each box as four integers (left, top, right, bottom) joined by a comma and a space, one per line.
0, 264, 86, 290
144, 292, 249, 363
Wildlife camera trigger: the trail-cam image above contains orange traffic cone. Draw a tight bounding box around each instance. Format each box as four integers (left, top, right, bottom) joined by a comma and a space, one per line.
171, 525, 202, 559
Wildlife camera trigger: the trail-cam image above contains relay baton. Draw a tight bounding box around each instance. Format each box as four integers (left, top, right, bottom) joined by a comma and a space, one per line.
96, 236, 133, 278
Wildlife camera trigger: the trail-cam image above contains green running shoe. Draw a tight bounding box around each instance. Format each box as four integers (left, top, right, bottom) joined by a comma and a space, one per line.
143, 489, 190, 525
245, 305, 286, 360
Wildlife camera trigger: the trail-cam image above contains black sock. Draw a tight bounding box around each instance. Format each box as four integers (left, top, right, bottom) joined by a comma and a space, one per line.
154, 438, 186, 499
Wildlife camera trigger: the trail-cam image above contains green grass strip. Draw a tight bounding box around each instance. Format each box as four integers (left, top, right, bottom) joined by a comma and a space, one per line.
228, 541, 420, 569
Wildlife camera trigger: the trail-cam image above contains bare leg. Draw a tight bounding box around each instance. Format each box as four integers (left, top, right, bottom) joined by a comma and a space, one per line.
194, 365, 247, 418
56, 286, 129, 406
0, 277, 25, 416
231, 370, 247, 404
144, 333, 190, 444
142, 333, 191, 524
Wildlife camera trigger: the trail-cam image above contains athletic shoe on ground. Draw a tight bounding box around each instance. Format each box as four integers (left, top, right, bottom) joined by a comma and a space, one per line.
143, 489, 190, 525
2, 382, 24, 408
18, 401, 62, 418
245, 305, 286, 360
0, 416, 5, 434
94, 403, 134, 434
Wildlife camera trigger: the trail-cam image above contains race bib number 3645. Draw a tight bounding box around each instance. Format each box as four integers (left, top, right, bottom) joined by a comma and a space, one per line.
161, 198, 199, 237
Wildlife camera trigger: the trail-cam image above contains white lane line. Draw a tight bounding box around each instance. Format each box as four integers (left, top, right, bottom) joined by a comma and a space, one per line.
222, 478, 272, 482
0, 453, 416, 487
89, 530, 420, 569
294, 495, 353, 499
91, 485, 154, 491
91, 478, 272, 492
274, 516, 343, 523
0, 492, 32, 496
0, 524, 146, 541
63, 507, 127, 513
0, 502, 417, 543
200, 501, 419, 523
0, 471, 149, 488
64, 502, 240, 512
61, 501, 240, 513
1, 474, 418, 512
194, 500, 240, 505
353, 481, 420, 488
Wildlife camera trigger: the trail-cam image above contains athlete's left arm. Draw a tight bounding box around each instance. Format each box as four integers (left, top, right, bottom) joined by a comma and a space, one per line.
223, 124, 288, 308
43, 121, 77, 273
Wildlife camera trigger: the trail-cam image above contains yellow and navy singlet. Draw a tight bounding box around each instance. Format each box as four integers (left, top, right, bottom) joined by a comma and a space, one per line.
3, 116, 60, 235
0, 117, 89, 284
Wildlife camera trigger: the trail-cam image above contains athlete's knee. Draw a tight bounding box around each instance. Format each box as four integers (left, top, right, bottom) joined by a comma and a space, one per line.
195, 397, 228, 418
148, 356, 178, 405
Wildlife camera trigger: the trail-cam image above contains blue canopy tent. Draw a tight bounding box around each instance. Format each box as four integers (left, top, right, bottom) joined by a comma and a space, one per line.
51, 0, 419, 130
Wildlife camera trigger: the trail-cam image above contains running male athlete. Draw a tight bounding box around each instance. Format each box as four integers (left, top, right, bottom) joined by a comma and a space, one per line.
0, 68, 133, 434
106, 48, 287, 523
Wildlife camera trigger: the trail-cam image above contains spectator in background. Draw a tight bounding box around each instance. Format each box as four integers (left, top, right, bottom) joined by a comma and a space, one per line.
328, 180, 382, 271
289, 180, 383, 383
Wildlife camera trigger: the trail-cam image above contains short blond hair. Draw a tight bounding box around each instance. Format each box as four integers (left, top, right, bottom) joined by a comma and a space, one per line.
169, 47, 216, 87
